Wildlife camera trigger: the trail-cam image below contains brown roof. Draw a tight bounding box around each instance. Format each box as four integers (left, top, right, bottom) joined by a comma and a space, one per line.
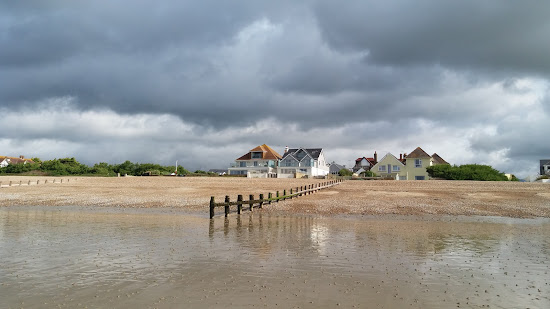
236, 144, 282, 161
0, 156, 34, 164
431, 153, 449, 165
405, 147, 431, 159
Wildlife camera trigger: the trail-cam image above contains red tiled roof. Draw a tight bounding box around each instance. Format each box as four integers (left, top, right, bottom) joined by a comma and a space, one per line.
236, 144, 282, 161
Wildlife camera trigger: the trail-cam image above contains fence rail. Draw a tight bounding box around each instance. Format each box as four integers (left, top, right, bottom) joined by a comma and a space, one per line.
209, 179, 343, 218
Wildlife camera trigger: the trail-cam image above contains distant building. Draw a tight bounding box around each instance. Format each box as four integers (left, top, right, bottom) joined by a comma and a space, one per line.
353, 152, 378, 172
541, 159, 550, 176
208, 169, 227, 176
277, 147, 330, 178
0, 155, 34, 168
371, 153, 406, 179
329, 162, 347, 175
228, 144, 282, 178
402, 147, 449, 180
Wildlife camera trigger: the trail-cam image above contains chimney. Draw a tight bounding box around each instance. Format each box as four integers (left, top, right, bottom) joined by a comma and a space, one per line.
403, 153, 407, 158
400, 154, 402, 160
374, 151, 377, 163
284, 146, 289, 153
20, 155, 24, 159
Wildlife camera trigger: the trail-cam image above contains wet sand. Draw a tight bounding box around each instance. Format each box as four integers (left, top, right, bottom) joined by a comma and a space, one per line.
1, 206, 549, 308
1, 176, 549, 218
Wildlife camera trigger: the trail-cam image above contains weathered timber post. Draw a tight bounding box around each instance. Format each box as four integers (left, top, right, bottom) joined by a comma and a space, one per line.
276, 191, 279, 202
267, 193, 272, 205
0, 181, 2, 187
37, 180, 39, 185
19, 180, 22, 186
28, 180, 31, 185
259, 194, 264, 209
289, 189, 293, 199
237, 195, 243, 214
209, 196, 215, 219
300, 186, 303, 196
308, 184, 312, 194
9, 181, 12, 186
249, 194, 254, 211
283, 190, 286, 201
224, 195, 230, 217
61, 179, 63, 183
296, 187, 299, 197
45, 180, 48, 184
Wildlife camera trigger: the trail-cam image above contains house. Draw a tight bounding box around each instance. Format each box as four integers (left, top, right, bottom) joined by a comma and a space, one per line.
208, 169, 227, 176
0, 155, 34, 168
353, 152, 378, 172
540, 159, 550, 176
228, 144, 282, 178
329, 162, 347, 175
277, 147, 330, 178
371, 153, 406, 179
402, 147, 449, 180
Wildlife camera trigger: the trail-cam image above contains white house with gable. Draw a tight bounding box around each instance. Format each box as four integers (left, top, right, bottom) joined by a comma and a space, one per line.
277, 147, 330, 178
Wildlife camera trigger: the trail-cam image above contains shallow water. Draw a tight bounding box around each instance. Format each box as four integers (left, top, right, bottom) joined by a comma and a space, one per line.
1, 207, 549, 308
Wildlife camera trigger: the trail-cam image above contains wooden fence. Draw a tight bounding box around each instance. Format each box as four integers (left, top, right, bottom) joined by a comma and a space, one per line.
209, 179, 343, 218
0, 178, 76, 188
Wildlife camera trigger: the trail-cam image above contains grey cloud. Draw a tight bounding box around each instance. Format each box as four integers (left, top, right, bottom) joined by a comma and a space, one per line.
313, 1, 550, 76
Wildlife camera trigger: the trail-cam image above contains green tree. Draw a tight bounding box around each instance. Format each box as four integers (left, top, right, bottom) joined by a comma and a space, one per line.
338, 169, 353, 176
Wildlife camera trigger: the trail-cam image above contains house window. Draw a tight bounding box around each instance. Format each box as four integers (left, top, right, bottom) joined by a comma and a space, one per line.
392, 165, 400, 172
378, 165, 386, 172
239, 161, 246, 167
254, 161, 258, 167
415, 176, 425, 180
415, 159, 422, 168
251, 152, 262, 159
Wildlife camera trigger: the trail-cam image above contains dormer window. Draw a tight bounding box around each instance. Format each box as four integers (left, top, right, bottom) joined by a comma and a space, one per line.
251, 152, 263, 159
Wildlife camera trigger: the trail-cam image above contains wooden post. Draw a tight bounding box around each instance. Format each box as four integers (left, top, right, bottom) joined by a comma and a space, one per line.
9, 181, 12, 186
28, 180, 31, 185
61, 179, 63, 183
37, 180, 39, 185
237, 194, 243, 214
19, 180, 22, 186
296, 187, 299, 197
276, 191, 279, 202
283, 190, 286, 201
224, 195, 230, 217
259, 194, 264, 209
249, 194, 254, 211
45, 180, 48, 184
209, 196, 215, 219
300, 186, 303, 196
289, 189, 293, 199
268, 192, 272, 205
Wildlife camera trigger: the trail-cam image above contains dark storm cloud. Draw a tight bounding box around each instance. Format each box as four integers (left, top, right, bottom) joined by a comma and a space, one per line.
313, 0, 550, 76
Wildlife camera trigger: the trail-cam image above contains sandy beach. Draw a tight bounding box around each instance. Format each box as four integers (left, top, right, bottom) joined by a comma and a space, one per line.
1, 176, 549, 218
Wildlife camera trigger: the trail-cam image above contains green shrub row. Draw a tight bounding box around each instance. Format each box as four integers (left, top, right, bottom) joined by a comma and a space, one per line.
426, 164, 515, 181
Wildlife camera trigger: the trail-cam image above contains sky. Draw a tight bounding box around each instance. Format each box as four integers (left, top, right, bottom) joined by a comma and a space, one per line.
1, 1, 549, 177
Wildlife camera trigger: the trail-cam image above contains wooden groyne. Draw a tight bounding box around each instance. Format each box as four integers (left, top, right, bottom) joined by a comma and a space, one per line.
209, 179, 343, 218
0, 178, 76, 188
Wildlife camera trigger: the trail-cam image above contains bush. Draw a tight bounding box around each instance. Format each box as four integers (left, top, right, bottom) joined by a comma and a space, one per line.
338, 169, 353, 176
359, 170, 376, 177
426, 164, 509, 181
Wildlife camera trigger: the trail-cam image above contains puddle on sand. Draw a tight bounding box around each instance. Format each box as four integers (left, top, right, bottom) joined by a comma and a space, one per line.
1, 206, 549, 308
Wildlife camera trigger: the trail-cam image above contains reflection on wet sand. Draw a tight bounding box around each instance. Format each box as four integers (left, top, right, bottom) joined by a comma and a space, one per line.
1, 206, 549, 308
